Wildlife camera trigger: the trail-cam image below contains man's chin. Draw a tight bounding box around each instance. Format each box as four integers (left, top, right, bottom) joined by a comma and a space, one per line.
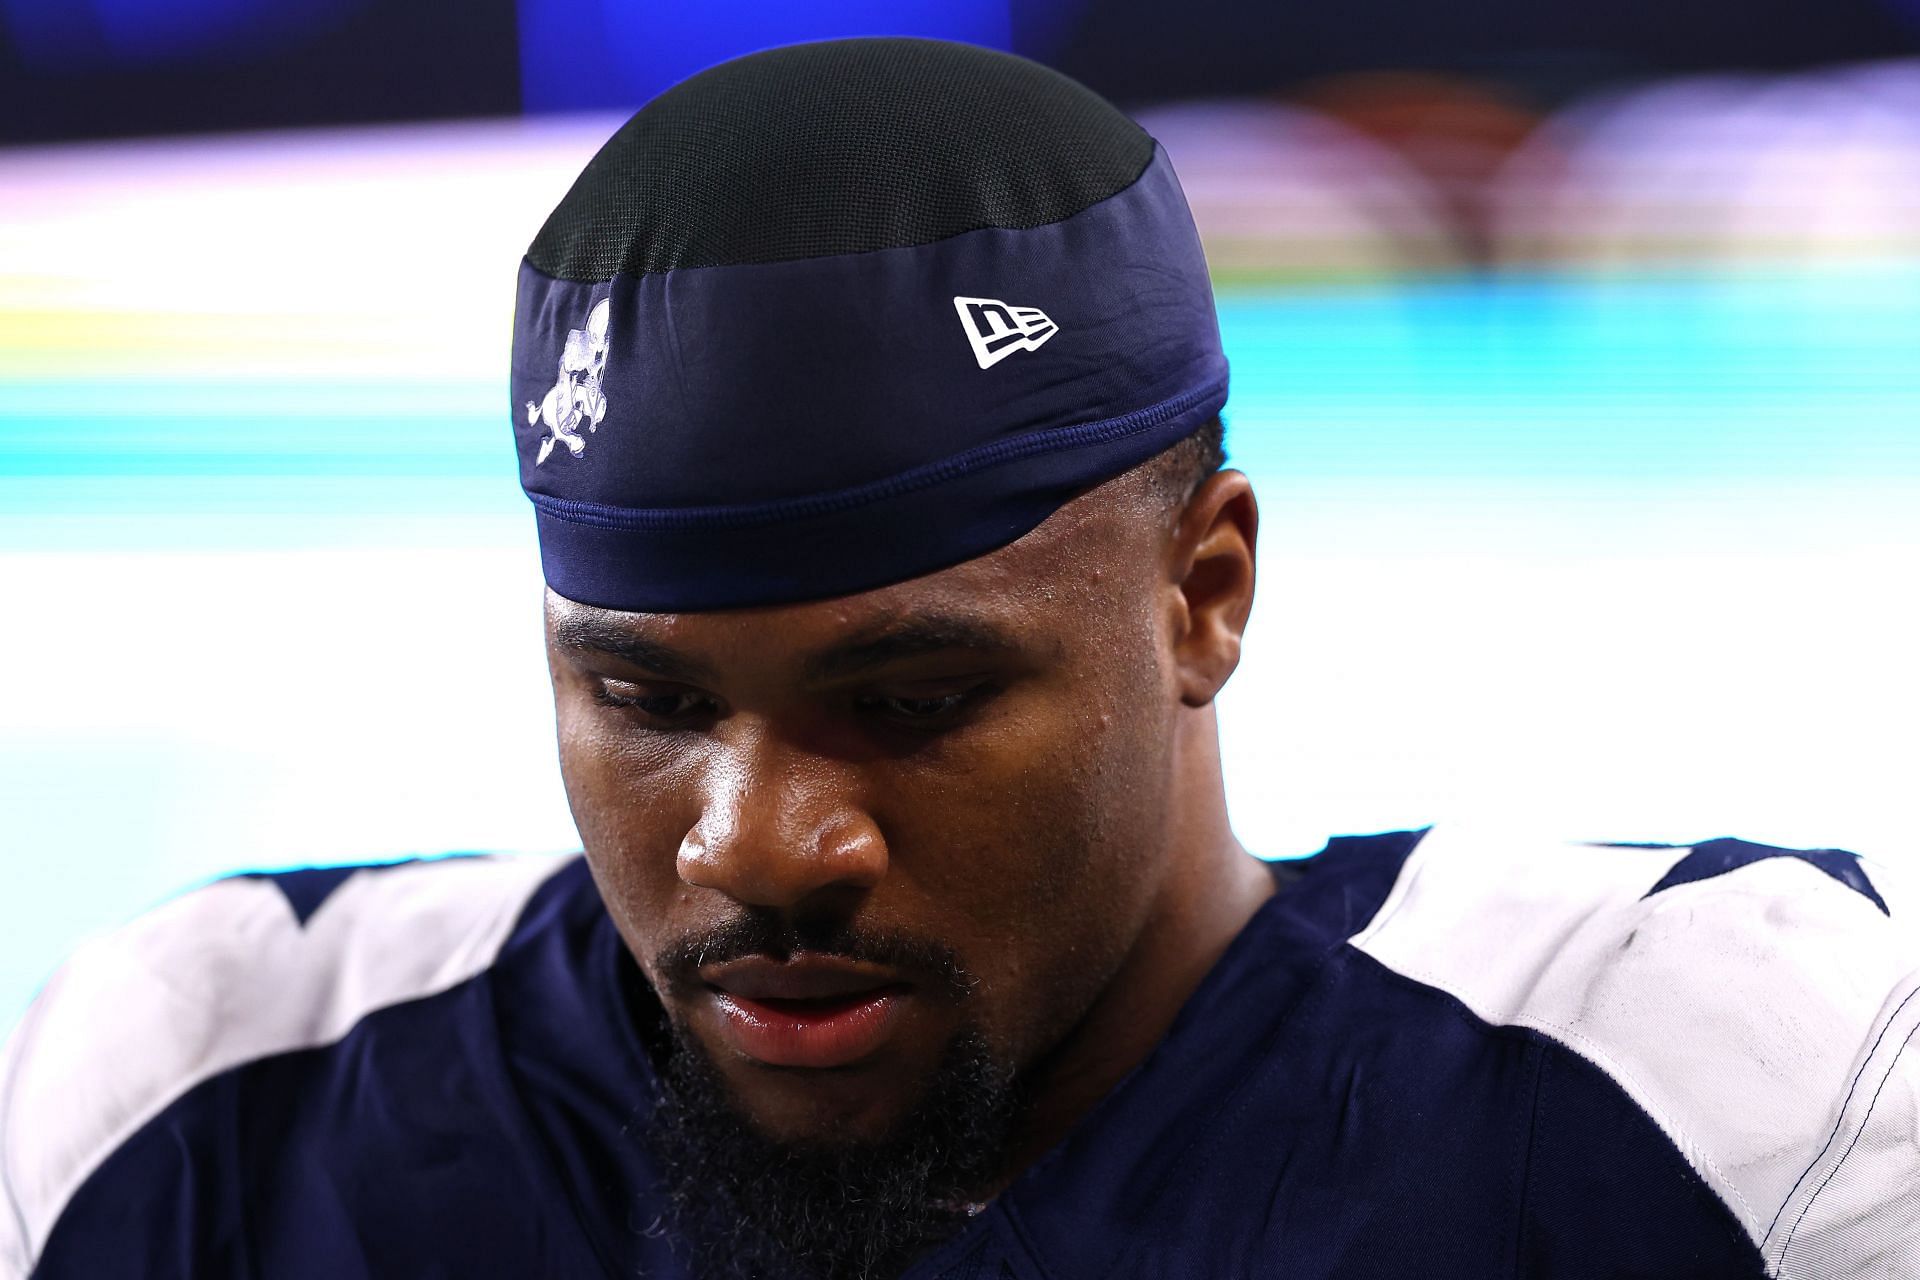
687, 1032, 951, 1145
645, 1018, 1020, 1280
715, 1062, 922, 1145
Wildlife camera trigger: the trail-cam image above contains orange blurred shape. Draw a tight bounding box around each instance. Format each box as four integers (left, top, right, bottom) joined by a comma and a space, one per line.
1292, 72, 1549, 264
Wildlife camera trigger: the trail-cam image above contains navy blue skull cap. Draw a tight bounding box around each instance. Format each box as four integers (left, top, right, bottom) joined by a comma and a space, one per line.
511, 37, 1228, 612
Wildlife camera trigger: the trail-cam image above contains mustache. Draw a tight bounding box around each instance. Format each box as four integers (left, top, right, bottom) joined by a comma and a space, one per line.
653, 909, 975, 1003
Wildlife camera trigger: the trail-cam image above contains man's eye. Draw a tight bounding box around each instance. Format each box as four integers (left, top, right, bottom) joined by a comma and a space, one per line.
883, 694, 966, 718
590, 685, 713, 722
857, 686, 992, 725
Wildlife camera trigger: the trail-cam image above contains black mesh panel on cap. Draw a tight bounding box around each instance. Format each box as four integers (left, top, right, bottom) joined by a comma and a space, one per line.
525, 38, 1155, 281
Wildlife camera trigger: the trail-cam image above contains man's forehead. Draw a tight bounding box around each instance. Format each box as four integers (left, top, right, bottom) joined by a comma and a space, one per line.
545, 565, 1040, 660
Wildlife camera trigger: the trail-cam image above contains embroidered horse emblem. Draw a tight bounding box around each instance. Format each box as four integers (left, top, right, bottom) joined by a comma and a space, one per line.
529, 297, 612, 465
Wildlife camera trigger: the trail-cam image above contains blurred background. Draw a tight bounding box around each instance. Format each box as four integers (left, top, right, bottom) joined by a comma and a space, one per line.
3, 0, 1918, 1021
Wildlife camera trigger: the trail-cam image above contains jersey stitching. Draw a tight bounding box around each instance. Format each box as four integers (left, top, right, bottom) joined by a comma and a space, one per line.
959, 837, 1424, 1280
1041, 919, 1364, 1278
946, 891, 1388, 1277
1147, 933, 1354, 1213
1511, 1039, 1548, 1280
1764, 982, 1920, 1249
1776, 1016, 1920, 1272
991, 1201, 1051, 1280
966, 856, 1412, 1279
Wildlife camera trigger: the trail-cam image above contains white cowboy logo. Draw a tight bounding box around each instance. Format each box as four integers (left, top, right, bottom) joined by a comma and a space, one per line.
529, 297, 612, 465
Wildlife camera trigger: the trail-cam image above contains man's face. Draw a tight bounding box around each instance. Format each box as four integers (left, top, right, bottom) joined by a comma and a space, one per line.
547, 476, 1187, 1145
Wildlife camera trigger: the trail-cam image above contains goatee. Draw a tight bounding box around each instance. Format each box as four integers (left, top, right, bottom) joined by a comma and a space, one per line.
643, 1022, 1021, 1280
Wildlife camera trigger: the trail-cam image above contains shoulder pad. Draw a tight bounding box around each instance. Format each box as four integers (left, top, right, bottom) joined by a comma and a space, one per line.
1350, 825, 1920, 1276
0, 853, 571, 1277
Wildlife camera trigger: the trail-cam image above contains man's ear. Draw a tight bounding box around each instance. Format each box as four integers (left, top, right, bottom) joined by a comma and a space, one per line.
1166, 470, 1258, 708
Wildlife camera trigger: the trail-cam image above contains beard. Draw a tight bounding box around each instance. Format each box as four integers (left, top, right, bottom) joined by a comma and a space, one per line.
640, 998, 1021, 1280
644, 1024, 1019, 1280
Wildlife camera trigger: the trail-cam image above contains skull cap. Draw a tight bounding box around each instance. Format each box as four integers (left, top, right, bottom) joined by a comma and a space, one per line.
511, 37, 1227, 611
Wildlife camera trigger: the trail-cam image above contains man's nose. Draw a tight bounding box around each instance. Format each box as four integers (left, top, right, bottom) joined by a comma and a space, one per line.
675, 737, 887, 911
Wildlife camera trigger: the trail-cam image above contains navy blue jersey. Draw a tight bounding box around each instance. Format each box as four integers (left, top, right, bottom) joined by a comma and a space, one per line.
5, 828, 1917, 1278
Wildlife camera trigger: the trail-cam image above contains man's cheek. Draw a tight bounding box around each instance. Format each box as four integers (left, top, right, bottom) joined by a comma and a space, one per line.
568, 785, 698, 925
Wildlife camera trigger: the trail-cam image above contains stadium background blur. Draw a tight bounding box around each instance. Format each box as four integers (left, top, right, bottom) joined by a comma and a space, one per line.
3, 0, 1917, 1022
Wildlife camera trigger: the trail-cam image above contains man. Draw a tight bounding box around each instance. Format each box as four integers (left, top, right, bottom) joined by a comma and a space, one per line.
3, 37, 1916, 1280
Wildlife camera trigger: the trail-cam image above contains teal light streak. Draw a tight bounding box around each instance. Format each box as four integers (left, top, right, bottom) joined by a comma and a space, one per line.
1, 266, 1916, 529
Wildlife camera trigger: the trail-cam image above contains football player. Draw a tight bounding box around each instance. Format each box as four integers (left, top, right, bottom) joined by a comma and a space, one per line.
5, 37, 1915, 1280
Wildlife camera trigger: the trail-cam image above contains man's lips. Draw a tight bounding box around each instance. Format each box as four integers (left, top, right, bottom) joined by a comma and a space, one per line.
698, 956, 914, 1069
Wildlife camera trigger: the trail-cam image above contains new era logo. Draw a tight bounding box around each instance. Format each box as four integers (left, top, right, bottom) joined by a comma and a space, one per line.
953, 296, 1058, 369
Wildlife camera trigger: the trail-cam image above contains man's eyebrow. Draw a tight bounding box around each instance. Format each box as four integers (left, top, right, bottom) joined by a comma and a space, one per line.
803, 616, 1023, 684
548, 613, 717, 684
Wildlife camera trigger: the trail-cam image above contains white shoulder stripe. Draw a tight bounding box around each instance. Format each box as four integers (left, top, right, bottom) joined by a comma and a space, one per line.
1350, 825, 1920, 1271
0, 853, 573, 1274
